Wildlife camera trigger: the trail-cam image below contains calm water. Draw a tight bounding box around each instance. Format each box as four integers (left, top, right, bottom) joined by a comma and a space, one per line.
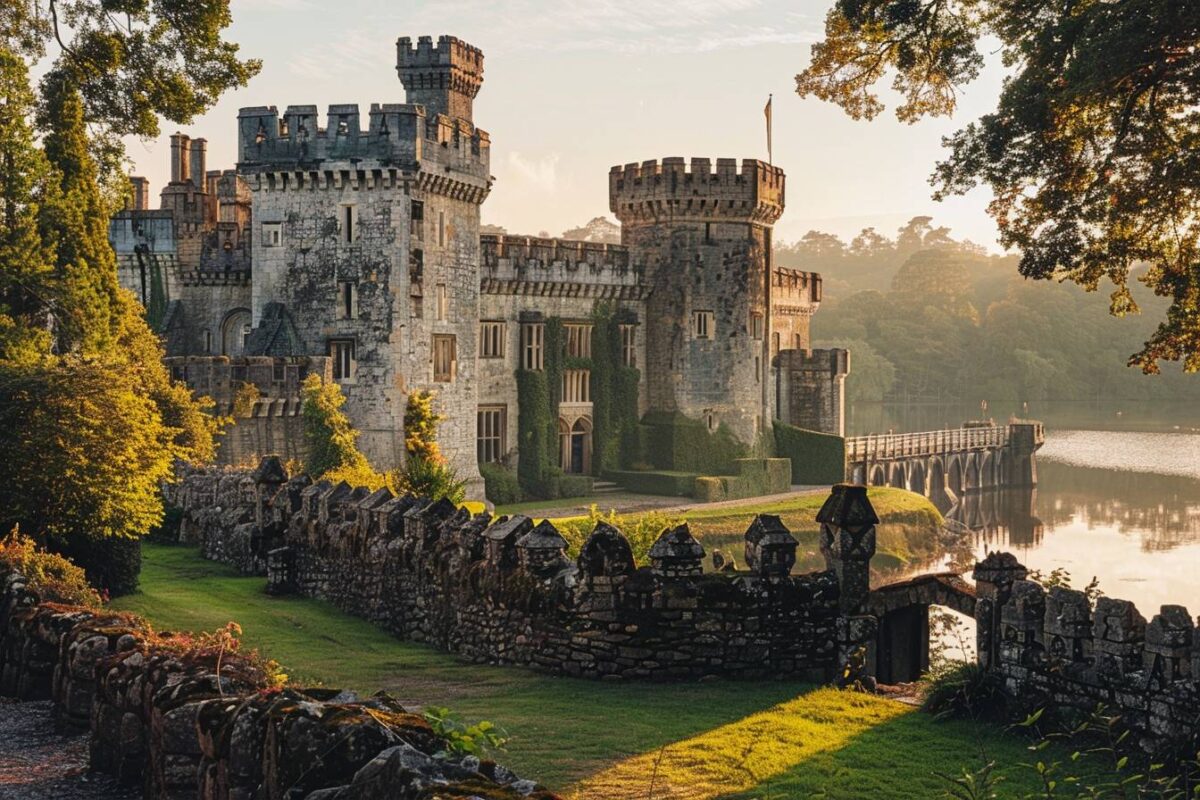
863, 401, 1200, 614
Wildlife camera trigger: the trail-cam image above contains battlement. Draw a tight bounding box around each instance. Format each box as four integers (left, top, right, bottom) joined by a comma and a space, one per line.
166, 355, 332, 415
609, 157, 785, 226
773, 267, 823, 306
236, 103, 490, 182
396, 35, 484, 123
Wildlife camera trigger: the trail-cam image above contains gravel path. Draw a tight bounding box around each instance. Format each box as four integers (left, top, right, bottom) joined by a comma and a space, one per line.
0, 699, 138, 800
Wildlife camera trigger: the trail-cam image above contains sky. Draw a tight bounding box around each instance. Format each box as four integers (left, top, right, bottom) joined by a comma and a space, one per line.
124, 0, 1010, 249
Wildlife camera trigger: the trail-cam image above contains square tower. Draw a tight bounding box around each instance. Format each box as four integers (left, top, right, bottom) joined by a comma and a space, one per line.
396, 35, 484, 123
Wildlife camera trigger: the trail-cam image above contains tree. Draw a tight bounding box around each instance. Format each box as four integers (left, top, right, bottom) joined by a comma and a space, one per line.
301, 374, 372, 479
796, 0, 1200, 372
561, 216, 620, 243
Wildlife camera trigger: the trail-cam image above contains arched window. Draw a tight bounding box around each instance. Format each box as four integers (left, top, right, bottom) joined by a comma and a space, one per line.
559, 416, 592, 474
221, 308, 252, 356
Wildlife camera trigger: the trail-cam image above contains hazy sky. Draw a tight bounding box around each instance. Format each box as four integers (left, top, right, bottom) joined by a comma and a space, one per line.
125, 0, 1009, 248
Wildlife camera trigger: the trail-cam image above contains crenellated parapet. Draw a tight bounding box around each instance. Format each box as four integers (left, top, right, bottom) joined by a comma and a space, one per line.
479, 233, 645, 296
396, 35, 484, 123
609, 157, 785, 226
165, 355, 331, 417
170, 462, 882, 682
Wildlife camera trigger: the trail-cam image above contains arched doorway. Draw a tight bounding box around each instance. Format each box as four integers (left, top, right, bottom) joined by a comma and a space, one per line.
221, 308, 252, 356
559, 416, 592, 474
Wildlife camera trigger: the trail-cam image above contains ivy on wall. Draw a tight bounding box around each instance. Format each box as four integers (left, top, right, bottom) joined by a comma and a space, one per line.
515, 368, 551, 493
589, 303, 641, 476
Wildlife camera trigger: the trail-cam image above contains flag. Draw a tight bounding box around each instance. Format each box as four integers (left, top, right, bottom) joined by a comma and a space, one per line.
764, 94, 773, 164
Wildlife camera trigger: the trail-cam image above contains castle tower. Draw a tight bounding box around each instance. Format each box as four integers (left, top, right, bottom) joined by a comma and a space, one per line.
610, 157, 785, 446
396, 35, 484, 124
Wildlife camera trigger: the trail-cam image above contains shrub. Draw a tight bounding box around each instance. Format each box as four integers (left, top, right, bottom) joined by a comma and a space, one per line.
921, 661, 1007, 722
403, 390, 444, 463
301, 374, 371, 478
392, 457, 466, 504
603, 469, 697, 497
773, 422, 846, 485
479, 463, 522, 505
555, 474, 593, 499
146, 505, 183, 544
556, 505, 683, 566
0, 529, 101, 607
47, 531, 142, 597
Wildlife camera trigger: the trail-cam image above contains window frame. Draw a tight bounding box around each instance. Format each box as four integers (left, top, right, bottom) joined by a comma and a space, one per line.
692, 310, 715, 340
521, 323, 544, 370
338, 280, 358, 320
432, 334, 457, 382
619, 324, 637, 367
479, 320, 506, 359
476, 405, 506, 464
329, 338, 356, 383
564, 323, 593, 358
262, 221, 282, 248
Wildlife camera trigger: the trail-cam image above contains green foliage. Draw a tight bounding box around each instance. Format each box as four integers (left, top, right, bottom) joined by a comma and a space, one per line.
479, 462, 523, 506
588, 305, 641, 475
797, 0, 1200, 371
694, 458, 792, 502
936, 760, 1003, 800
403, 390, 443, 463
300, 373, 371, 478
603, 469, 698, 497
921, 662, 1007, 723
639, 411, 747, 475
773, 422, 846, 485
48, 529, 142, 597
515, 369, 552, 496
232, 381, 261, 417
555, 505, 683, 566
392, 456, 466, 505
0, 529, 101, 607
423, 706, 509, 758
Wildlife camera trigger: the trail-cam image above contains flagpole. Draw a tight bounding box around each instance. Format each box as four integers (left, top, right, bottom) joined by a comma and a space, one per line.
765, 93, 773, 165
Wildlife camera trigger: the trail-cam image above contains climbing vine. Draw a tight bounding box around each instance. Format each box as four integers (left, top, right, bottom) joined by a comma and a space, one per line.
589, 303, 641, 476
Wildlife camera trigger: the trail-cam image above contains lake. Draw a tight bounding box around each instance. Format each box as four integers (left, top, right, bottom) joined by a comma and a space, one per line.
855, 401, 1200, 615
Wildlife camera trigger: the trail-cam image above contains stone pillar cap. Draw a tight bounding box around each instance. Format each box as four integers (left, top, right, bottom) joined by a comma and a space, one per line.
815, 484, 879, 528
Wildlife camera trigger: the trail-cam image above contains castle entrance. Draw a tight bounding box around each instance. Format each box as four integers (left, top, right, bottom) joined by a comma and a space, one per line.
559, 416, 592, 474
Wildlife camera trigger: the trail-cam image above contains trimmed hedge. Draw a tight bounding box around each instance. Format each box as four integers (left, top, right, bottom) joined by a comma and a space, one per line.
479, 463, 523, 505
773, 421, 846, 485
604, 469, 698, 497
638, 411, 748, 475
694, 458, 791, 503
47, 532, 142, 597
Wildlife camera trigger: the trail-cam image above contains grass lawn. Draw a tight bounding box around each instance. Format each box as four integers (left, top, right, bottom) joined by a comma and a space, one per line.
111, 542, 1045, 798
545, 486, 945, 574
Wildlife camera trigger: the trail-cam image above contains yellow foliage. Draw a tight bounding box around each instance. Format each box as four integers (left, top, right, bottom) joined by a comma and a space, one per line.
403, 390, 444, 463
0, 528, 101, 607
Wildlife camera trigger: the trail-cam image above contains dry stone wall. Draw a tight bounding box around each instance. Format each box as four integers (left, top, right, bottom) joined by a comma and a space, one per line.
171, 460, 884, 682
0, 567, 558, 800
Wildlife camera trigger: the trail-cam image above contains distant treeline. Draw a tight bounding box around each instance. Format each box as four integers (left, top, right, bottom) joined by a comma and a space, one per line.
776, 217, 1199, 404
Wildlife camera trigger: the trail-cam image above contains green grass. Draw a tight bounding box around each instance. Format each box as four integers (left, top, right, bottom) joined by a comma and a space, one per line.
110, 542, 1047, 798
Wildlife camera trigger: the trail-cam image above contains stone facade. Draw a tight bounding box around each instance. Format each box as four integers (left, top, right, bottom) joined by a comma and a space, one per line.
0, 569, 557, 799
169, 462, 882, 682
111, 33, 846, 496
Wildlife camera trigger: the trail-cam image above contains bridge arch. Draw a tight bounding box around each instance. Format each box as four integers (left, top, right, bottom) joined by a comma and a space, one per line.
927, 457, 952, 509
869, 464, 887, 486
964, 454, 981, 493
995, 450, 1009, 487
850, 464, 867, 484
889, 463, 907, 489
947, 456, 964, 496
981, 451, 998, 488
907, 461, 927, 495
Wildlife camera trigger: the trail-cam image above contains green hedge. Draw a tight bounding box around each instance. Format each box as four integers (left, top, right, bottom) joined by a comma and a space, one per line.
48, 532, 142, 597
693, 458, 791, 503
604, 469, 698, 497
479, 462, 523, 505
516, 369, 552, 496
638, 411, 747, 475
773, 421, 846, 485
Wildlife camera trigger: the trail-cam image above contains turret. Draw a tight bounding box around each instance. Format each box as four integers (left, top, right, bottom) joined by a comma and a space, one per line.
396, 35, 484, 124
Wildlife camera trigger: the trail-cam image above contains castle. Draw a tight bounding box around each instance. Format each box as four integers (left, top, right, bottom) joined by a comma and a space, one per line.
109, 34, 848, 497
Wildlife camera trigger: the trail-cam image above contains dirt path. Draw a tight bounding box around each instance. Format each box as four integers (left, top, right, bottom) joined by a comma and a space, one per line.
0, 699, 137, 800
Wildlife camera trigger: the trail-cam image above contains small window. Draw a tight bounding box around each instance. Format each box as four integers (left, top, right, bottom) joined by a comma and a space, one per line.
341, 204, 356, 243
435, 283, 448, 321
479, 321, 505, 358
564, 324, 592, 358
411, 200, 424, 221
438, 210, 446, 247
262, 222, 282, 247
812, 276, 823, 303
750, 312, 763, 341
410, 200, 424, 242
772, 331, 780, 356
692, 310, 714, 340
619, 324, 636, 367
562, 369, 590, 403
705, 222, 713, 243
755, 355, 761, 383
477, 405, 506, 463
433, 334, 456, 382
410, 249, 424, 282
202, 330, 213, 354
330, 339, 356, 383
794, 333, 803, 350
273, 361, 285, 382
338, 281, 358, 320
521, 323, 544, 370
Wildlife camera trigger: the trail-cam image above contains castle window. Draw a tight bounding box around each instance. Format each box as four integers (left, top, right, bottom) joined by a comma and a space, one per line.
273, 361, 285, 382
750, 312, 763, 340
438, 210, 446, 247
338, 280, 358, 320
202, 330, 213, 354
619, 324, 636, 367
692, 310, 714, 340
564, 324, 592, 358
521, 323, 544, 370
755, 355, 761, 383
329, 339, 356, 383
435, 283, 449, 321
477, 405, 506, 463
479, 321, 505, 358
262, 222, 282, 247
410, 249, 424, 283
341, 204, 356, 243
411, 200, 424, 241
562, 369, 590, 404
705, 222, 713, 243
433, 334, 457, 382
772, 331, 780, 356
812, 275, 823, 303
794, 332, 804, 350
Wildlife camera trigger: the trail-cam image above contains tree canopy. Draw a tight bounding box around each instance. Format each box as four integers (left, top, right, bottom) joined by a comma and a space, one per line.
797, 0, 1200, 372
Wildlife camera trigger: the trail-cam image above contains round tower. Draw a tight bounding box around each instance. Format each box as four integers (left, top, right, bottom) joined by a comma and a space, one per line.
609, 157, 785, 447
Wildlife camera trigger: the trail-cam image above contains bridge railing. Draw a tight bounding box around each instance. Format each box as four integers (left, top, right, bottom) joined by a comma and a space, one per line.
846, 425, 1009, 462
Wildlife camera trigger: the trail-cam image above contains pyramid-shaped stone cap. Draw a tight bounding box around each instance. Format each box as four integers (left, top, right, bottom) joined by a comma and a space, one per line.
301, 479, 332, 501
322, 481, 354, 506
744, 514, 797, 547
648, 523, 705, 561
357, 486, 395, 512
483, 514, 533, 542
579, 521, 635, 576
251, 455, 288, 485
815, 484, 879, 528
516, 520, 568, 551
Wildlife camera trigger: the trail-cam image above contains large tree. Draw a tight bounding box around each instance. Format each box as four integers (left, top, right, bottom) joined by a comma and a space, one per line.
797, 0, 1200, 372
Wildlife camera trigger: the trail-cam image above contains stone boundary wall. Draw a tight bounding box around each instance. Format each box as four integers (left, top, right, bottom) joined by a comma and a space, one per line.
169, 461, 883, 682
0, 567, 558, 800
973, 552, 1200, 753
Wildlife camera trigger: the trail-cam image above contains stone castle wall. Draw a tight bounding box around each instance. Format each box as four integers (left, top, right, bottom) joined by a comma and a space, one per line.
0, 569, 557, 799
169, 463, 882, 682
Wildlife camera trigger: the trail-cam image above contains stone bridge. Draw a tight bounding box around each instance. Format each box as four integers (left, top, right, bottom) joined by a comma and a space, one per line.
846, 420, 1045, 508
